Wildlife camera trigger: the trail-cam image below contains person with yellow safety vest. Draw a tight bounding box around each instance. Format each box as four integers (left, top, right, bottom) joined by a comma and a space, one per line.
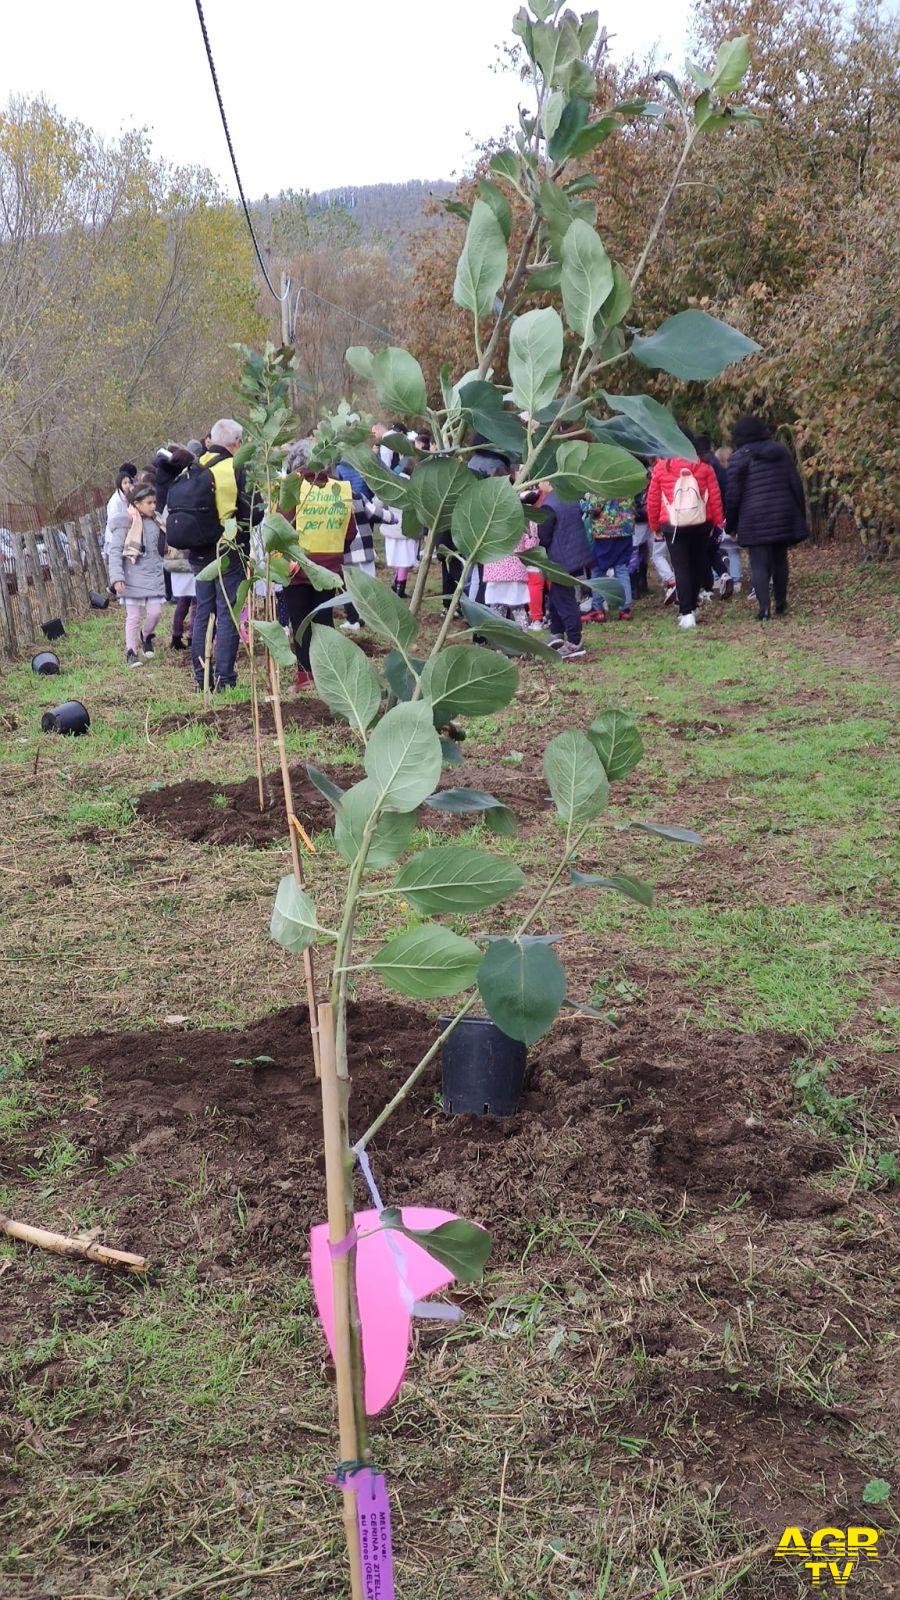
282, 438, 360, 691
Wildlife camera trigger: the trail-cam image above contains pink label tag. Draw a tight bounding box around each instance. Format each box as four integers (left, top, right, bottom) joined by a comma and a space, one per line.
354, 1469, 395, 1600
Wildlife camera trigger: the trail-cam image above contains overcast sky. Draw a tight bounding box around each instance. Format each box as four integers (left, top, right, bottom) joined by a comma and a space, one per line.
3, 0, 691, 193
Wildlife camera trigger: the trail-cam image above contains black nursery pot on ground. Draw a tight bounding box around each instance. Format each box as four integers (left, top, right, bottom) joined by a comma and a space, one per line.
31, 652, 60, 676
41, 700, 90, 736
439, 1015, 527, 1117
41, 618, 66, 641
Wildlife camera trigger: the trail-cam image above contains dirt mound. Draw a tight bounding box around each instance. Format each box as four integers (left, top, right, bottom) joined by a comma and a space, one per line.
135, 762, 364, 847
155, 696, 336, 741
31, 1004, 837, 1265
136, 757, 554, 848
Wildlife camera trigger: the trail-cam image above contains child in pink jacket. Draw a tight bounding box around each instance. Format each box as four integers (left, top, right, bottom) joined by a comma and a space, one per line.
483, 527, 539, 628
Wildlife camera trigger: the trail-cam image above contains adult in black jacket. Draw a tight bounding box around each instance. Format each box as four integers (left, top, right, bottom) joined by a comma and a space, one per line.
725, 416, 808, 620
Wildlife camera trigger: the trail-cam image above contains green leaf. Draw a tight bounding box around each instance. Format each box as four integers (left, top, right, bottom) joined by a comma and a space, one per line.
346, 346, 375, 382
553, 440, 646, 500
451, 476, 525, 566
383, 650, 424, 702
685, 57, 713, 89
364, 702, 443, 813
547, 96, 591, 160
454, 200, 508, 322
476, 177, 512, 242
459, 597, 562, 662
633, 820, 703, 845
567, 115, 620, 157
381, 1210, 491, 1283
343, 443, 410, 509
194, 555, 224, 583
255, 619, 296, 670
569, 870, 653, 906
270, 875, 321, 954
334, 778, 419, 869
597, 264, 633, 329
440, 737, 464, 766
862, 1478, 891, 1507
425, 786, 512, 816
408, 457, 472, 534
587, 710, 644, 780
538, 177, 575, 254
631, 309, 760, 381
370, 924, 483, 998
527, 263, 562, 293
457, 381, 527, 459
477, 937, 566, 1045
309, 626, 381, 736
444, 198, 472, 222
531, 16, 580, 87
371, 347, 428, 417
395, 845, 525, 914
510, 548, 579, 588
343, 566, 417, 652
594, 393, 696, 459
560, 220, 614, 340
489, 149, 526, 194
420, 645, 518, 721
508, 307, 564, 416
713, 35, 750, 93
305, 763, 346, 809
544, 730, 609, 826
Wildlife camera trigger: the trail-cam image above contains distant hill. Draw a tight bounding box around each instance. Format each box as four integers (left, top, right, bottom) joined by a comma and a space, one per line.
306, 180, 455, 242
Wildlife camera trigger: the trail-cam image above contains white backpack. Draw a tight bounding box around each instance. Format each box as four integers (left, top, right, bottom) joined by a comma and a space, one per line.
661, 464, 708, 528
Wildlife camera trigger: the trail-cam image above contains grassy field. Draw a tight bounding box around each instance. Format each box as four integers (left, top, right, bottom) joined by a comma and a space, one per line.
1, 543, 898, 1599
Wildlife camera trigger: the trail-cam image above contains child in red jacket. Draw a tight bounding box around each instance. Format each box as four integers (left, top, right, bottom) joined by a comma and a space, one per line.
646, 457, 725, 629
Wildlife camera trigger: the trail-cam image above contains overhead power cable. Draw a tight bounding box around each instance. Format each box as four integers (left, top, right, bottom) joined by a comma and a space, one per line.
290, 284, 399, 346
192, 0, 283, 302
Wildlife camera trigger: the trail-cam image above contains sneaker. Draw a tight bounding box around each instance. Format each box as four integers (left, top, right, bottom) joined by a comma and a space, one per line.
618, 608, 633, 621
547, 635, 565, 650
579, 596, 594, 615
170, 637, 186, 651
340, 620, 361, 632
527, 619, 545, 631
125, 649, 143, 668
559, 640, 586, 660
697, 589, 713, 606
294, 668, 314, 690
140, 633, 156, 657
677, 612, 697, 630
718, 575, 735, 599
663, 584, 677, 607
733, 581, 743, 594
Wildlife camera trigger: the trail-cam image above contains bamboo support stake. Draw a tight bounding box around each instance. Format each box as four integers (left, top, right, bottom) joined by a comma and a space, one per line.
317, 1004, 364, 1600
268, 654, 321, 1076
249, 630, 266, 813
1, 1215, 148, 1274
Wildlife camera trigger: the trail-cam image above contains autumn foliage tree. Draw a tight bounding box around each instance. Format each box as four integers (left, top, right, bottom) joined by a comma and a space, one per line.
0, 98, 265, 509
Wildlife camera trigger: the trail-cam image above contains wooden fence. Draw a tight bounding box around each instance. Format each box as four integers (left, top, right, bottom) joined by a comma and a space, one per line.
0, 489, 109, 659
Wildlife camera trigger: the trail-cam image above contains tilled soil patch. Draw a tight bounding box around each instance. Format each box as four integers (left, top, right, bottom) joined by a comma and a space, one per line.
154, 696, 336, 741
23, 1003, 841, 1268
135, 759, 555, 847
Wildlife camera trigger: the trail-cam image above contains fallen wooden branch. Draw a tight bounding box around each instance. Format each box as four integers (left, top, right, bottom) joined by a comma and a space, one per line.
0, 1215, 148, 1274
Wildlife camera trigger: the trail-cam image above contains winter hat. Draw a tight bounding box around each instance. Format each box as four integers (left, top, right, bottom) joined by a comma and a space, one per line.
186, 439, 204, 459
731, 415, 770, 449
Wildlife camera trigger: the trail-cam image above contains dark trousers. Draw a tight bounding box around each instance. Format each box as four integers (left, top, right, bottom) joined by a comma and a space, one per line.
172, 595, 194, 641
748, 543, 789, 616
664, 525, 711, 616
191, 559, 243, 689
282, 582, 333, 672
707, 529, 729, 585
547, 580, 582, 643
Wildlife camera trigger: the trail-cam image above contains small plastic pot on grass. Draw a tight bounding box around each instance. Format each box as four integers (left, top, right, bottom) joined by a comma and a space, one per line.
41, 700, 90, 736
439, 1014, 527, 1117
31, 651, 60, 676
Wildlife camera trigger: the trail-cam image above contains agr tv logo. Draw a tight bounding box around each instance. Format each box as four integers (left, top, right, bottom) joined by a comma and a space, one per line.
774, 1526, 880, 1586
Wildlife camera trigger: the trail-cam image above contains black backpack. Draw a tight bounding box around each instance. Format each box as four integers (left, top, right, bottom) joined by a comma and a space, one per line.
165, 460, 223, 551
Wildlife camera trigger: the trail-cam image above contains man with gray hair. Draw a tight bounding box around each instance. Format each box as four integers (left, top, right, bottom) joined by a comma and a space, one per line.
166, 416, 261, 691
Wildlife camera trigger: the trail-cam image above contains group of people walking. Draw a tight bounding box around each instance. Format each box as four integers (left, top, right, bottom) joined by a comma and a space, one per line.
102, 409, 808, 690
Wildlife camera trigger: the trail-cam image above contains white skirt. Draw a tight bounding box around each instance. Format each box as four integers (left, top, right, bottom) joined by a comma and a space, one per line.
383, 535, 419, 569
170, 571, 196, 598
484, 580, 528, 608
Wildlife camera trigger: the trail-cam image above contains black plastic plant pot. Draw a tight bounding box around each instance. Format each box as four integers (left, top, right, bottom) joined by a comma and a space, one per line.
439, 1015, 527, 1117
41, 700, 90, 736
41, 617, 66, 641
88, 590, 110, 609
31, 651, 60, 676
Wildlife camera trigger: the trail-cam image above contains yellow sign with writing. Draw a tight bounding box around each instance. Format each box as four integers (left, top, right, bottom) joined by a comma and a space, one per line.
774, 1527, 880, 1587
295, 477, 352, 554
